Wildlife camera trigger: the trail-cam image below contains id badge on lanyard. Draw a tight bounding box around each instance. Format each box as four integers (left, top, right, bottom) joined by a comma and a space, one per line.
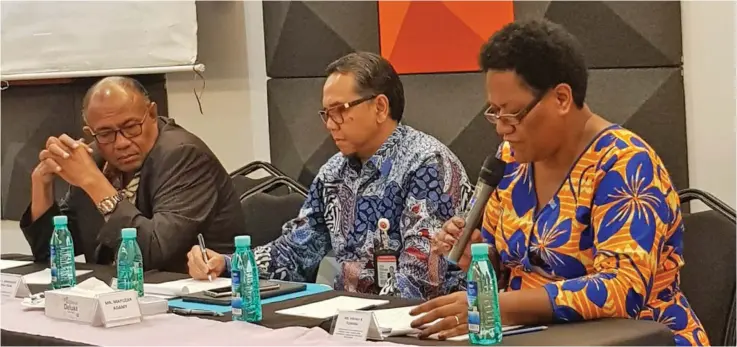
373, 218, 398, 289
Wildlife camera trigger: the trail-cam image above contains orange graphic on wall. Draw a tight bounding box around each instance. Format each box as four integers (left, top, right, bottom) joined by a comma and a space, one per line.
379, 1, 514, 74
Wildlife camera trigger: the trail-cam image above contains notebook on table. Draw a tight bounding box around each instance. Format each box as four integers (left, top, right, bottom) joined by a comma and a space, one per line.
181, 280, 307, 305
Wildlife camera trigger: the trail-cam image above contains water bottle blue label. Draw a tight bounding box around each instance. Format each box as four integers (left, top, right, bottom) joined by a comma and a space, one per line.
467, 281, 480, 333
231, 271, 241, 296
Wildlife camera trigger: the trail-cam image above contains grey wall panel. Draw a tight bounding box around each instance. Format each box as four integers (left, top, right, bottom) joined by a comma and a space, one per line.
263, 1, 380, 78
1, 84, 81, 220
400, 72, 496, 183
267, 77, 336, 184
513, 1, 682, 68
268, 69, 689, 191
588, 68, 689, 191
1, 75, 168, 220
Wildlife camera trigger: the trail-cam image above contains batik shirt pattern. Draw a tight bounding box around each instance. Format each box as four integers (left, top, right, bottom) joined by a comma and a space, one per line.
482, 126, 708, 346
240, 125, 470, 299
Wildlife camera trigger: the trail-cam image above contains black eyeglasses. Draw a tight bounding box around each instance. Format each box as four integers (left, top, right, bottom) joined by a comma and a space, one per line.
484, 93, 545, 125
89, 113, 148, 144
318, 95, 377, 125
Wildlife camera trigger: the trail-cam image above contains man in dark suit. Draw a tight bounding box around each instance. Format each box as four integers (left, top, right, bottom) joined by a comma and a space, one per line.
20, 76, 245, 273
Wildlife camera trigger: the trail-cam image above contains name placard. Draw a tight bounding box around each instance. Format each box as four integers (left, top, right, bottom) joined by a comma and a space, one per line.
0, 274, 30, 299
332, 310, 384, 341
98, 290, 142, 328
45, 289, 98, 323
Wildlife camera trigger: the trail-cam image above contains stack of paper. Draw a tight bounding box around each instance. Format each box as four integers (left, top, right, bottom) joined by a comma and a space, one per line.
370, 305, 533, 340
143, 278, 231, 297
370, 306, 431, 337
275, 296, 390, 319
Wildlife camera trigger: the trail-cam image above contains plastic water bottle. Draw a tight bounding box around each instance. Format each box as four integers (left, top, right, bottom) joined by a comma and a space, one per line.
116, 228, 144, 297
230, 237, 245, 321
467, 243, 502, 345
231, 235, 262, 322
50, 215, 76, 289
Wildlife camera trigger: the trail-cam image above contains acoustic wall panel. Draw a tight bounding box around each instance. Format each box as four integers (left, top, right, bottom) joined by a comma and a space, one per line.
267, 77, 337, 184
268, 69, 688, 191
378, 1, 514, 74
263, 1, 380, 78
513, 1, 682, 68
588, 68, 688, 190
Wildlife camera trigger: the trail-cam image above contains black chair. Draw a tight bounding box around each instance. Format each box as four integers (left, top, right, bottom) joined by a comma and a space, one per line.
679, 188, 736, 346
230, 161, 289, 178
241, 176, 308, 201
230, 161, 299, 198
231, 175, 271, 198
241, 192, 305, 248
239, 177, 315, 282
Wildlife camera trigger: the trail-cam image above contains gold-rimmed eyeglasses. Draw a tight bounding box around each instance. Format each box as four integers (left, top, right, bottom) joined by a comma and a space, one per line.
318, 95, 377, 125
484, 93, 545, 125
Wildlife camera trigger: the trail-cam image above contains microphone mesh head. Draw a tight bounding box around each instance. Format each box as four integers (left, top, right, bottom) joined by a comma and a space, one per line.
478, 155, 506, 186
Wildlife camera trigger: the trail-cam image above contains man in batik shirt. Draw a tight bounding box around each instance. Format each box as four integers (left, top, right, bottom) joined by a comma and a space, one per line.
187, 52, 470, 299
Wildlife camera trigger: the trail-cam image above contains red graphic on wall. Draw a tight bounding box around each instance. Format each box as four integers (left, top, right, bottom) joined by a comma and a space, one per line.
379, 1, 515, 74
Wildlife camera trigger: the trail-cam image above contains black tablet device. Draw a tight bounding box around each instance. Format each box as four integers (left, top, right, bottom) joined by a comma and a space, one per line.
181, 280, 307, 306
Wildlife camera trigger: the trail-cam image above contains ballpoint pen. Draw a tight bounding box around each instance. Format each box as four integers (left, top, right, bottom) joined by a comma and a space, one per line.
170, 308, 224, 317
197, 233, 213, 282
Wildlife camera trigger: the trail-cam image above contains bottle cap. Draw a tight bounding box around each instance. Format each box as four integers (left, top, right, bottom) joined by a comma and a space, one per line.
52, 215, 68, 226
470, 243, 489, 256
377, 218, 390, 232
121, 228, 137, 239
234, 235, 251, 248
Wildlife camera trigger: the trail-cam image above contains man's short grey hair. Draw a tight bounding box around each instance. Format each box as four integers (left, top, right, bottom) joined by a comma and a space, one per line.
82, 76, 151, 121
325, 52, 405, 122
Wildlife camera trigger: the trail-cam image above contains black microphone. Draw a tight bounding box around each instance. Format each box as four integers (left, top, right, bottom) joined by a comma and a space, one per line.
448, 155, 506, 263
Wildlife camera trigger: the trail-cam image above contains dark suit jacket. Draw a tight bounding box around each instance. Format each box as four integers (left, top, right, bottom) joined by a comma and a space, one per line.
20, 117, 246, 273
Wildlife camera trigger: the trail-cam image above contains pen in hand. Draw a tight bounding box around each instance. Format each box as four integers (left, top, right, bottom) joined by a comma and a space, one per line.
197, 233, 212, 282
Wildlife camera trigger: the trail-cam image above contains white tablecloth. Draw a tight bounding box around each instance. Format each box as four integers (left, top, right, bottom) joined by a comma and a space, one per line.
0, 298, 400, 346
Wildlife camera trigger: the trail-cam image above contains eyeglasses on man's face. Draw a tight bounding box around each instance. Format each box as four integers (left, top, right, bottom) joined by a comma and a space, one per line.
484, 93, 545, 126
89, 112, 148, 144
318, 95, 377, 125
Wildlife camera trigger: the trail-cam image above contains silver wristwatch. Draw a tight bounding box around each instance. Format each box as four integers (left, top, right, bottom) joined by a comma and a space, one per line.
96, 192, 124, 216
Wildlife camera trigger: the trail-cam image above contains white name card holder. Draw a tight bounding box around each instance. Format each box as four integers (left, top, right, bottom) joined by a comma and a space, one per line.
45, 288, 100, 324
45, 288, 142, 327
0, 273, 31, 299
331, 310, 384, 341
98, 290, 142, 327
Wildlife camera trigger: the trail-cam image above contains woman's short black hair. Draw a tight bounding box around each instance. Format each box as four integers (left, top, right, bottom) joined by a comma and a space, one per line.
479, 19, 588, 109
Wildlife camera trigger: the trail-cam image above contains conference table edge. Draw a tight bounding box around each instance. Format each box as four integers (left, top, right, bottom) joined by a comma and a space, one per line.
0, 259, 675, 346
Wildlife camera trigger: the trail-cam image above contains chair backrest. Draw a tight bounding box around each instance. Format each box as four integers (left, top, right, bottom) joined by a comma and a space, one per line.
231, 175, 271, 198
679, 191, 736, 346
240, 192, 305, 249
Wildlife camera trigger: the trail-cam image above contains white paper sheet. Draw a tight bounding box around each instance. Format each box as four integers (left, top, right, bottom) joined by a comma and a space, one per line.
0, 260, 32, 270
275, 296, 389, 319
144, 277, 230, 296
371, 305, 525, 338
22, 268, 92, 285
371, 306, 432, 336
